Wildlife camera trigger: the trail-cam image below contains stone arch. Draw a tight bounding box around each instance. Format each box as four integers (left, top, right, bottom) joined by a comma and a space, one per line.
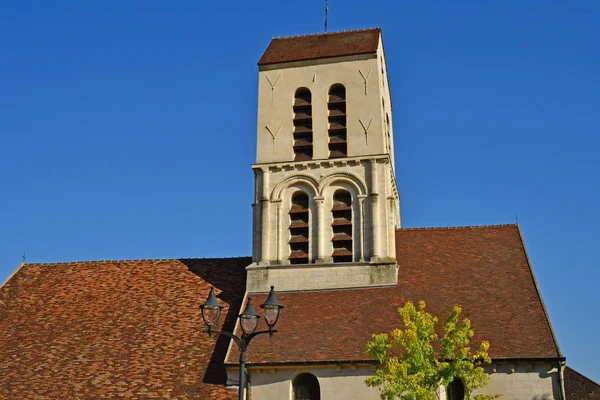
318, 171, 367, 196
271, 174, 319, 201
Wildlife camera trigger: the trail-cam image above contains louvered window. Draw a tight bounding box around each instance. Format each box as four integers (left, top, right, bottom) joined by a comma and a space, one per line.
331, 190, 352, 262
289, 192, 310, 264
327, 84, 347, 158
293, 88, 313, 161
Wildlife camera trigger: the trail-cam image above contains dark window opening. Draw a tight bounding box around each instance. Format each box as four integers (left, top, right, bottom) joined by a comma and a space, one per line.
447, 378, 465, 400
289, 192, 310, 264
328, 84, 347, 158
331, 190, 352, 262
293, 373, 321, 400
293, 88, 313, 161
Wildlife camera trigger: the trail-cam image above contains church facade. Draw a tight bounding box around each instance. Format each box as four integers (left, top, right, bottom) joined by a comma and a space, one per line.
0, 28, 591, 399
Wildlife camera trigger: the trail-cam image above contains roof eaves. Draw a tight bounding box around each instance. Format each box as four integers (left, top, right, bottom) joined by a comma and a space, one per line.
258, 50, 377, 67
227, 356, 567, 368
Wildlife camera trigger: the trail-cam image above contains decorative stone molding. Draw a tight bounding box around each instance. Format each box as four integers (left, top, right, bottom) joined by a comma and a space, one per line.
318, 171, 367, 196
271, 173, 319, 201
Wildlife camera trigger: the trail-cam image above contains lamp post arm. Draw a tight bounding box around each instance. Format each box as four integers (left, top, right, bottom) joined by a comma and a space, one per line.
244, 329, 278, 346
203, 329, 242, 349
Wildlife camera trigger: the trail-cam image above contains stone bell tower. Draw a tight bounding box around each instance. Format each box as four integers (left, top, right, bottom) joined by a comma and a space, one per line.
247, 28, 400, 292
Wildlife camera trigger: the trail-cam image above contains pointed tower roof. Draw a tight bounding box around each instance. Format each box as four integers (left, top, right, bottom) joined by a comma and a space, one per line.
258, 28, 381, 66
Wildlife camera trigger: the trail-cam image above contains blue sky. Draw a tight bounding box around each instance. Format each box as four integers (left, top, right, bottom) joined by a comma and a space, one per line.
1, 0, 599, 383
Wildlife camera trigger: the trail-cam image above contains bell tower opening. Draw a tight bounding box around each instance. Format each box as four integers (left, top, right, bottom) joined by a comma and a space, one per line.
327, 84, 347, 158
289, 191, 310, 265
293, 88, 313, 161
331, 190, 353, 263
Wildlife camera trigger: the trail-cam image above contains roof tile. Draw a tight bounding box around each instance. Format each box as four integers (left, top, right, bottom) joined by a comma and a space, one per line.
0, 258, 249, 399
234, 225, 560, 364
564, 366, 600, 399
258, 28, 381, 66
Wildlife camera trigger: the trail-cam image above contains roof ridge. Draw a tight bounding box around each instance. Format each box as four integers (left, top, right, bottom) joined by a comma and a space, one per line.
22, 256, 252, 267
397, 223, 517, 231
273, 27, 380, 40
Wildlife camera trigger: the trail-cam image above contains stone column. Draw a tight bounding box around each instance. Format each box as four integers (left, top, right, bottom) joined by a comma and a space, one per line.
358, 195, 367, 262
260, 169, 270, 265
275, 200, 282, 264
370, 194, 381, 260
314, 196, 325, 262
370, 159, 381, 261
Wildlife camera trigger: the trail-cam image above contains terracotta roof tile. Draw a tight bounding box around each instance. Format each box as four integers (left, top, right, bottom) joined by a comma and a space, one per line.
233, 225, 561, 365
0, 257, 250, 399
0, 225, 563, 397
564, 366, 600, 399
258, 28, 381, 66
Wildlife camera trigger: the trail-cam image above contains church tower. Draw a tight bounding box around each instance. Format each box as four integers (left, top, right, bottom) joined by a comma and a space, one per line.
247, 28, 400, 292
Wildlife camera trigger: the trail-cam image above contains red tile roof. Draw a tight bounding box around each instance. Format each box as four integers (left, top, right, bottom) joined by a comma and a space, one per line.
0, 258, 249, 399
232, 225, 561, 365
258, 28, 381, 66
564, 366, 600, 399
0, 225, 562, 398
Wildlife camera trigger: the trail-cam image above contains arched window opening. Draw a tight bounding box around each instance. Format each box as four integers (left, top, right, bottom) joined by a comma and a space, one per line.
331, 190, 353, 263
289, 192, 310, 264
447, 378, 465, 400
293, 373, 321, 400
293, 88, 313, 161
327, 84, 347, 158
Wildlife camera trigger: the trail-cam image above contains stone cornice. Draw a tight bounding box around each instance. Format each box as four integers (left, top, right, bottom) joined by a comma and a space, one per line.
252, 154, 391, 172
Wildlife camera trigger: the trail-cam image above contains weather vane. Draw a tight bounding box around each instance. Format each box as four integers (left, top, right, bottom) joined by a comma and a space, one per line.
21, 252, 26, 264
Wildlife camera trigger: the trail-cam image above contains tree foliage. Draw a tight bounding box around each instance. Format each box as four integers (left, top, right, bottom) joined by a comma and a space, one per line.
365, 300, 501, 400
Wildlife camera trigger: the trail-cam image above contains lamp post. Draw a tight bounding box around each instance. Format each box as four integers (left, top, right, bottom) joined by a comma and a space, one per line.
200, 286, 284, 400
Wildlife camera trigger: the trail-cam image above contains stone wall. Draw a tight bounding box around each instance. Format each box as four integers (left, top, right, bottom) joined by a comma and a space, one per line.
229, 362, 562, 400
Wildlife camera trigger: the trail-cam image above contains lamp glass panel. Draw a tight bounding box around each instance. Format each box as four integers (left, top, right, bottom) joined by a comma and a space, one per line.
202, 307, 221, 327
240, 315, 259, 334
263, 306, 280, 326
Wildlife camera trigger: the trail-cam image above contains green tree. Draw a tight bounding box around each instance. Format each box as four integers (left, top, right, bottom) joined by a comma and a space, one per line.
365, 300, 501, 400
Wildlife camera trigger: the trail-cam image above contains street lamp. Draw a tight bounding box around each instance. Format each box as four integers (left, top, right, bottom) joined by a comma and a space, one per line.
200, 286, 284, 400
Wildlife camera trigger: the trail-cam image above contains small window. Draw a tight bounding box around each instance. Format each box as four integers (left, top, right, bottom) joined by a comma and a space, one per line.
289, 192, 310, 264
327, 84, 347, 158
293, 373, 320, 400
447, 378, 465, 400
331, 190, 352, 263
293, 88, 313, 161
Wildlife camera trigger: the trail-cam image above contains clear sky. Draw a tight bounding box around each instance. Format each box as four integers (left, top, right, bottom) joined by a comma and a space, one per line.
1, 0, 599, 383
